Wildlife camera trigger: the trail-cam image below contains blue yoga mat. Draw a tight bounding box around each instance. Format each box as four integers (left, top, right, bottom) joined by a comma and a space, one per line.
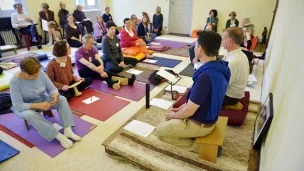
142, 57, 182, 68
0, 140, 20, 163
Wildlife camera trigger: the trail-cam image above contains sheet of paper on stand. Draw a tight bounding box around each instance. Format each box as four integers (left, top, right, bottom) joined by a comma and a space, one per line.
150, 42, 161, 45
123, 120, 156, 137
143, 59, 158, 64
165, 85, 187, 94
52, 123, 63, 131
157, 69, 180, 83
150, 98, 174, 109
126, 69, 143, 75
82, 96, 100, 104
42, 19, 49, 32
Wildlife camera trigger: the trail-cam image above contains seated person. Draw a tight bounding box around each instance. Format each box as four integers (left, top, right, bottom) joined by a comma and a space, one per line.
10, 57, 81, 149
46, 41, 93, 101
154, 31, 230, 152
152, 6, 163, 36
93, 15, 107, 43
189, 24, 213, 69
102, 6, 113, 23
225, 11, 239, 29
120, 18, 152, 58
75, 34, 136, 90
65, 14, 82, 48
102, 21, 138, 73
241, 24, 256, 63
241, 17, 251, 28
130, 14, 138, 30
137, 16, 157, 44
39, 3, 61, 45
206, 9, 218, 32
11, 2, 42, 49
73, 4, 93, 34
221, 27, 249, 106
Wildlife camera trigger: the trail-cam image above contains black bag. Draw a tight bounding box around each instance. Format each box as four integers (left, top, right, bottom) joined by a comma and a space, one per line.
0, 92, 12, 115
148, 70, 167, 85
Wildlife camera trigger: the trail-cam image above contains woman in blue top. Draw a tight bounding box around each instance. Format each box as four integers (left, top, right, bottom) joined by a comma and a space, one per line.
137, 16, 157, 44
206, 9, 218, 32
154, 31, 230, 152
152, 6, 163, 36
10, 57, 81, 149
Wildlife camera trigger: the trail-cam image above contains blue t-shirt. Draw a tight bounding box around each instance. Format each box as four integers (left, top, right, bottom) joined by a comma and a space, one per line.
187, 72, 212, 124
102, 13, 113, 23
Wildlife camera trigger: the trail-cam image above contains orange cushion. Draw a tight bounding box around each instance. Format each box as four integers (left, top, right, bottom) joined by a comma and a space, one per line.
191, 30, 199, 38
123, 53, 146, 61
249, 37, 258, 51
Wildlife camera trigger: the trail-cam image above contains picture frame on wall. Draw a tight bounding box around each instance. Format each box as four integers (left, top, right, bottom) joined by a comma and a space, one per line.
253, 93, 274, 149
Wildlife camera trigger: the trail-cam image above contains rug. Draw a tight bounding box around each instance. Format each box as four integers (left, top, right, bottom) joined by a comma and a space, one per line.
179, 63, 194, 77
118, 66, 156, 84
160, 45, 189, 57
104, 101, 259, 170
0, 52, 37, 66
152, 39, 188, 49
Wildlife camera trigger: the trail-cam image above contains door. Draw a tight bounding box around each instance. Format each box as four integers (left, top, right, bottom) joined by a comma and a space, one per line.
169, 0, 193, 35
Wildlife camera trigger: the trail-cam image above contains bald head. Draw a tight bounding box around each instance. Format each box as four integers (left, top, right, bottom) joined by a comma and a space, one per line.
224, 27, 243, 45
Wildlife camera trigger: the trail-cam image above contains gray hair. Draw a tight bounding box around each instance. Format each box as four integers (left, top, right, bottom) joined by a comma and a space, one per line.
105, 6, 110, 11
59, 1, 65, 7
156, 6, 161, 11
76, 4, 82, 10
130, 14, 137, 19
82, 34, 94, 43
66, 14, 73, 20
13, 2, 22, 9
242, 18, 251, 26
41, 3, 49, 9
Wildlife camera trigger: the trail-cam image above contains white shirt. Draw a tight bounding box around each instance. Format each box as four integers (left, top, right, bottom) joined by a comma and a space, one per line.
11, 12, 37, 29
225, 48, 249, 99
126, 28, 134, 37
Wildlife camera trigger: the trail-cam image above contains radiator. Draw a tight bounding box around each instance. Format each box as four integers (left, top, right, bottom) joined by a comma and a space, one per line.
0, 30, 18, 45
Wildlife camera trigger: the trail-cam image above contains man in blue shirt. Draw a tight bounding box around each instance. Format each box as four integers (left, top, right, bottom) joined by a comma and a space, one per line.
154, 31, 231, 153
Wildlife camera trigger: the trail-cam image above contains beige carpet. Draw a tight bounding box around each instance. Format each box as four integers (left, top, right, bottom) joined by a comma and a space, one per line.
104, 101, 259, 171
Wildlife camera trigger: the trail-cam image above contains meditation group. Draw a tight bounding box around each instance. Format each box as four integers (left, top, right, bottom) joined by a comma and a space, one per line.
0, 1, 262, 169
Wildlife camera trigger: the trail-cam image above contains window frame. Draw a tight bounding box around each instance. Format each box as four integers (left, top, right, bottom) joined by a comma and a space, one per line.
77, 0, 99, 10
0, 0, 27, 17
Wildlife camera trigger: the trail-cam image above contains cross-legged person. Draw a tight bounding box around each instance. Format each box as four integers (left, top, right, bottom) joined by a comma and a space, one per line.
10, 57, 81, 149
65, 14, 82, 48
221, 27, 249, 106
102, 21, 138, 74
154, 31, 231, 153
11, 2, 42, 49
75, 34, 136, 90
137, 16, 157, 44
46, 41, 93, 101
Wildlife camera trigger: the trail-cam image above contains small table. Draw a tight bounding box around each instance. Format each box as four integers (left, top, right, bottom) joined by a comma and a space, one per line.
1, 45, 17, 55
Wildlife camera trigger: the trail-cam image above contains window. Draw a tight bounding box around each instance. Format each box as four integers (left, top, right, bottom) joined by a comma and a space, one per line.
0, 0, 26, 17
76, 0, 99, 10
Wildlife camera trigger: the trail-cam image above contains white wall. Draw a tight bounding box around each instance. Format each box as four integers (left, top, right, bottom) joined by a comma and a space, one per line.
109, 0, 170, 28
191, 0, 276, 38
259, 0, 304, 170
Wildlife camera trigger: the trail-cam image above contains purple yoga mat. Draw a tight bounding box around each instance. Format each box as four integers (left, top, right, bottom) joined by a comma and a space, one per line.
0, 112, 96, 158
188, 41, 196, 46
152, 39, 188, 49
90, 80, 154, 101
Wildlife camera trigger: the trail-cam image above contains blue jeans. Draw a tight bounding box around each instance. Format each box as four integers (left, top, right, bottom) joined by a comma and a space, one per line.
145, 33, 157, 44
19, 25, 38, 41
13, 95, 75, 141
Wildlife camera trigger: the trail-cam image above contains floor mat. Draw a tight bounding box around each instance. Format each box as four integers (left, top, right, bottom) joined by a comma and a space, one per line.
0, 111, 96, 158
142, 56, 182, 68
104, 101, 259, 171
69, 88, 130, 121
152, 39, 188, 49
90, 80, 154, 102
118, 66, 156, 84
179, 63, 194, 77
160, 46, 190, 57
0, 140, 20, 163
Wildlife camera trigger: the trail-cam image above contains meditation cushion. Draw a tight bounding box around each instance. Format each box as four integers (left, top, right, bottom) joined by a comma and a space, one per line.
173, 90, 250, 126
0, 73, 10, 91
219, 92, 250, 126
222, 102, 244, 111
123, 50, 153, 61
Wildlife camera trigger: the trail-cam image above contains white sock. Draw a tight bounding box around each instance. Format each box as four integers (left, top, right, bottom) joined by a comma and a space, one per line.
64, 127, 82, 141
56, 133, 73, 149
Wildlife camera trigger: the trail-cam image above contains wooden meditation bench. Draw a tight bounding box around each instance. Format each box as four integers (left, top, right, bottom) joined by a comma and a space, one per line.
195, 116, 228, 163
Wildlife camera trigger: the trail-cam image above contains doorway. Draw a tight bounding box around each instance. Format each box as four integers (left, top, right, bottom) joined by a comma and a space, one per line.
169, 0, 193, 35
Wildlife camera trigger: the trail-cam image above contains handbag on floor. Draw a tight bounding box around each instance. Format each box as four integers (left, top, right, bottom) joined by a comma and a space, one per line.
0, 92, 12, 115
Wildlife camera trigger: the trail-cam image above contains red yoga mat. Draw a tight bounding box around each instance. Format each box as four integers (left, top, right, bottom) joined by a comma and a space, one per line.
69, 88, 130, 121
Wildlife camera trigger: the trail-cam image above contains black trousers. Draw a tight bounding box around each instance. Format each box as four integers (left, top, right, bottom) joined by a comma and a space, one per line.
59, 78, 93, 101
81, 21, 94, 34
104, 57, 138, 73
67, 39, 83, 48
78, 59, 124, 86
222, 95, 240, 106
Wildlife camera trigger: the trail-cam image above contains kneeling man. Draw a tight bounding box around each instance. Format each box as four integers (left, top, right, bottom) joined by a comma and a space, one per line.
154, 31, 231, 153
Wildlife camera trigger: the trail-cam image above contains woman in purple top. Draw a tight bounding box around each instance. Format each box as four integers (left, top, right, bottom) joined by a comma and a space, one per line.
93, 15, 107, 43
73, 4, 93, 34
